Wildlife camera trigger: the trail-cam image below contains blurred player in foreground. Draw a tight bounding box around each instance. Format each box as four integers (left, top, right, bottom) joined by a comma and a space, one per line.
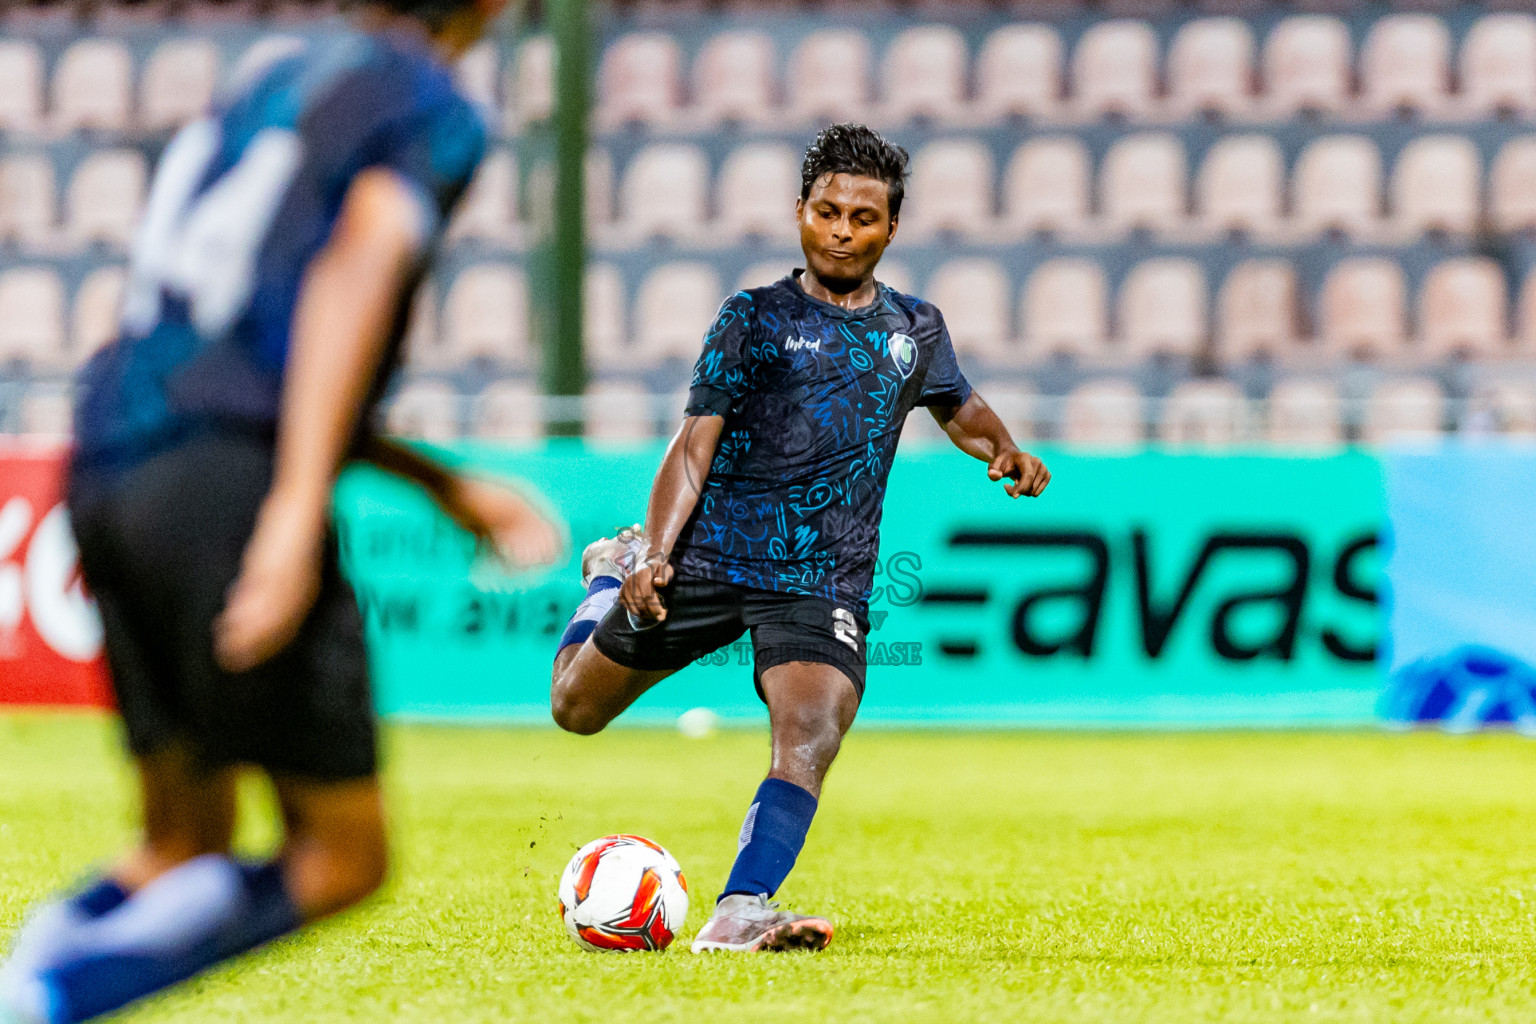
0, 3, 562, 1021
551, 124, 1050, 952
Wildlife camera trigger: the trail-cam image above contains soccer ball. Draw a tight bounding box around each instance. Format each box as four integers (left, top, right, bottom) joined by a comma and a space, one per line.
558, 834, 690, 952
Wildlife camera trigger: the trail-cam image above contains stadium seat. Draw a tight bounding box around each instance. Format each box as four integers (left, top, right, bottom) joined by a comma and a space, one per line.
737, 262, 791, 292
140, 38, 219, 132
619, 144, 709, 244
1100, 133, 1187, 236
905, 140, 994, 239
882, 25, 968, 125
53, 39, 133, 133
1118, 258, 1208, 360
875, 259, 913, 296
1359, 14, 1452, 119
1489, 137, 1536, 233
1167, 18, 1257, 118
584, 148, 615, 235
509, 35, 554, 127
635, 262, 721, 363
0, 40, 44, 133
1002, 136, 1091, 238
0, 154, 55, 247
1063, 380, 1143, 445
473, 380, 541, 441
1319, 258, 1408, 359
1390, 136, 1480, 238
65, 149, 147, 249
447, 149, 518, 245
1292, 135, 1382, 237
597, 33, 683, 130
454, 39, 499, 114
71, 265, 125, 365
441, 264, 529, 368
787, 31, 873, 124
386, 381, 461, 442
974, 24, 1063, 121
927, 259, 1011, 359
1267, 379, 1344, 445
716, 143, 800, 241
1020, 258, 1108, 360
18, 386, 72, 441
586, 381, 658, 441
585, 263, 626, 370
229, 35, 305, 93
400, 280, 437, 369
1072, 20, 1159, 120
0, 268, 66, 370
1195, 134, 1284, 237
1418, 257, 1508, 361
1216, 260, 1300, 363
1466, 380, 1536, 436
1161, 379, 1247, 446
1364, 378, 1444, 442
1460, 14, 1536, 118
1263, 16, 1352, 117
1516, 267, 1536, 354
693, 31, 777, 127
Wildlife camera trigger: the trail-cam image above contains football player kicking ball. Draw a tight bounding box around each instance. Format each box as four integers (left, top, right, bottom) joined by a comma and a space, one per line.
0, 3, 563, 1022
551, 124, 1050, 953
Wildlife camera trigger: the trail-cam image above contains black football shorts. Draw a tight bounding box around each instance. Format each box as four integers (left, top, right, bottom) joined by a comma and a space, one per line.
68, 430, 376, 781
591, 571, 868, 700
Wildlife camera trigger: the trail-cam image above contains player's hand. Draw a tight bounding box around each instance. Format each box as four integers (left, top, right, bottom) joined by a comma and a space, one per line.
214, 489, 326, 674
988, 449, 1051, 498
442, 475, 565, 569
621, 551, 673, 624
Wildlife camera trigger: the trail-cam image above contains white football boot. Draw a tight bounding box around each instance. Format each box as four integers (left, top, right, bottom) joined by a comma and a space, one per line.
580, 524, 646, 587
690, 894, 834, 953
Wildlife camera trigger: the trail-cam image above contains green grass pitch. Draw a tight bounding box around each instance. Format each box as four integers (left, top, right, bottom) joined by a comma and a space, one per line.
1, 714, 1534, 1023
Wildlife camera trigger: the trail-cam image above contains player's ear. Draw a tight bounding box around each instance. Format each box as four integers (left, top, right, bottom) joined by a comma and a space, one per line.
885, 212, 899, 245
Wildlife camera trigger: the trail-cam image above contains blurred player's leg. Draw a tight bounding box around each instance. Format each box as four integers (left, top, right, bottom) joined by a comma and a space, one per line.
270, 774, 388, 919
692, 662, 856, 953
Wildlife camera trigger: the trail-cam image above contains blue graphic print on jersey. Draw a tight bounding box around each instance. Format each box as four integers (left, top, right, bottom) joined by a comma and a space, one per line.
71, 27, 487, 475
673, 271, 972, 613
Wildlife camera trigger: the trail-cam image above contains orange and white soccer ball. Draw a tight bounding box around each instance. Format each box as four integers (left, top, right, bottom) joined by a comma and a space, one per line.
558, 834, 690, 952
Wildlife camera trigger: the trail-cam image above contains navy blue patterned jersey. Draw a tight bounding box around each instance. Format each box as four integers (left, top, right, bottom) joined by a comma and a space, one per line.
72, 27, 487, 474
672, 271, 972, 613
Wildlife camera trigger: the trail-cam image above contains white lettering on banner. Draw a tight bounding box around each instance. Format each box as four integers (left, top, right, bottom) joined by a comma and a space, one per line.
0, 499, 102, 664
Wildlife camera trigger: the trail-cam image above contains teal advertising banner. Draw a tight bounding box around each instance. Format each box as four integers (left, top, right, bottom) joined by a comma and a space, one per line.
336, 442, 1385, 727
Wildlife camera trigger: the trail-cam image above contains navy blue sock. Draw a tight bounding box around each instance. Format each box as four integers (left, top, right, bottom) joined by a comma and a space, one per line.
720, 778, 819, 901
558, 576, 621, 653
33, 856, 301, 1024
68, 879, 128, 920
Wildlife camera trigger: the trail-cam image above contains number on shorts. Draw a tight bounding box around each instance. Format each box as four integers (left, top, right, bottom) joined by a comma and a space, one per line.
833, 607, 859, 651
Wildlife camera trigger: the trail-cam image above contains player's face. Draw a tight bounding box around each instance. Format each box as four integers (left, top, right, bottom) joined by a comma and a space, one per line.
796, 173, 898, 289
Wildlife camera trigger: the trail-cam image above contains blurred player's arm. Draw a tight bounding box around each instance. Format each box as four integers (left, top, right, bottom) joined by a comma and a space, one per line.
929, 392, 1050, 499
622, 414, 725, 622
361, 437, 563, 568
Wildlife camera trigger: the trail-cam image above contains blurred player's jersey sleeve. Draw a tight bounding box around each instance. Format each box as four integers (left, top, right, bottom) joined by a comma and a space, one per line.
684, 292, 757, 417
913, 307, 972, 409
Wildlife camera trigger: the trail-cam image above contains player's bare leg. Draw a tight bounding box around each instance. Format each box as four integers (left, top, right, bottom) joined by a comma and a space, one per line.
270, 775, 388, 919
550, 526, 675, 734
115, 746, 238, 889
692, 661, 857, 953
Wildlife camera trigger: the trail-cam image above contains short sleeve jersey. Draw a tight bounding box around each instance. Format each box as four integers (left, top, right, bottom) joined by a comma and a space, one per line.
673, 271, 972, 614
71, 27, 487, 474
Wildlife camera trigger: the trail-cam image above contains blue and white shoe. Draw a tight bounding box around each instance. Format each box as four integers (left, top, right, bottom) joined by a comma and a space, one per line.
580, 524, 646, 587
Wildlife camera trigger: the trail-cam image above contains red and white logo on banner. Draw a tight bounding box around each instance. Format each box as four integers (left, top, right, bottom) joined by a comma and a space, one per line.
0, 450, 110, 707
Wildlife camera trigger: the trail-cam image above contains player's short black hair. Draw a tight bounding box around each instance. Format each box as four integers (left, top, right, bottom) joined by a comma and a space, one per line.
371, 0, 477, 32
800, 123, 910, 221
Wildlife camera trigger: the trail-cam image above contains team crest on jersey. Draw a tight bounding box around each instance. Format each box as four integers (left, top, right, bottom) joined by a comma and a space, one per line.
887, 333, 917, 379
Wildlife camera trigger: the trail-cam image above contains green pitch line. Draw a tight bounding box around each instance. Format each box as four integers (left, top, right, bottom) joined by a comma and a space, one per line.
1, 715, 1534, 1023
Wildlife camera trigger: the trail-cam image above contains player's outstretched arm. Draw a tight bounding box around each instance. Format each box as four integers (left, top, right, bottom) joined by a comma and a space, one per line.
361, 437, 564, 568
622, 414, 725, 623
929, 391, 1051, 499
215, 168, 431, 673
